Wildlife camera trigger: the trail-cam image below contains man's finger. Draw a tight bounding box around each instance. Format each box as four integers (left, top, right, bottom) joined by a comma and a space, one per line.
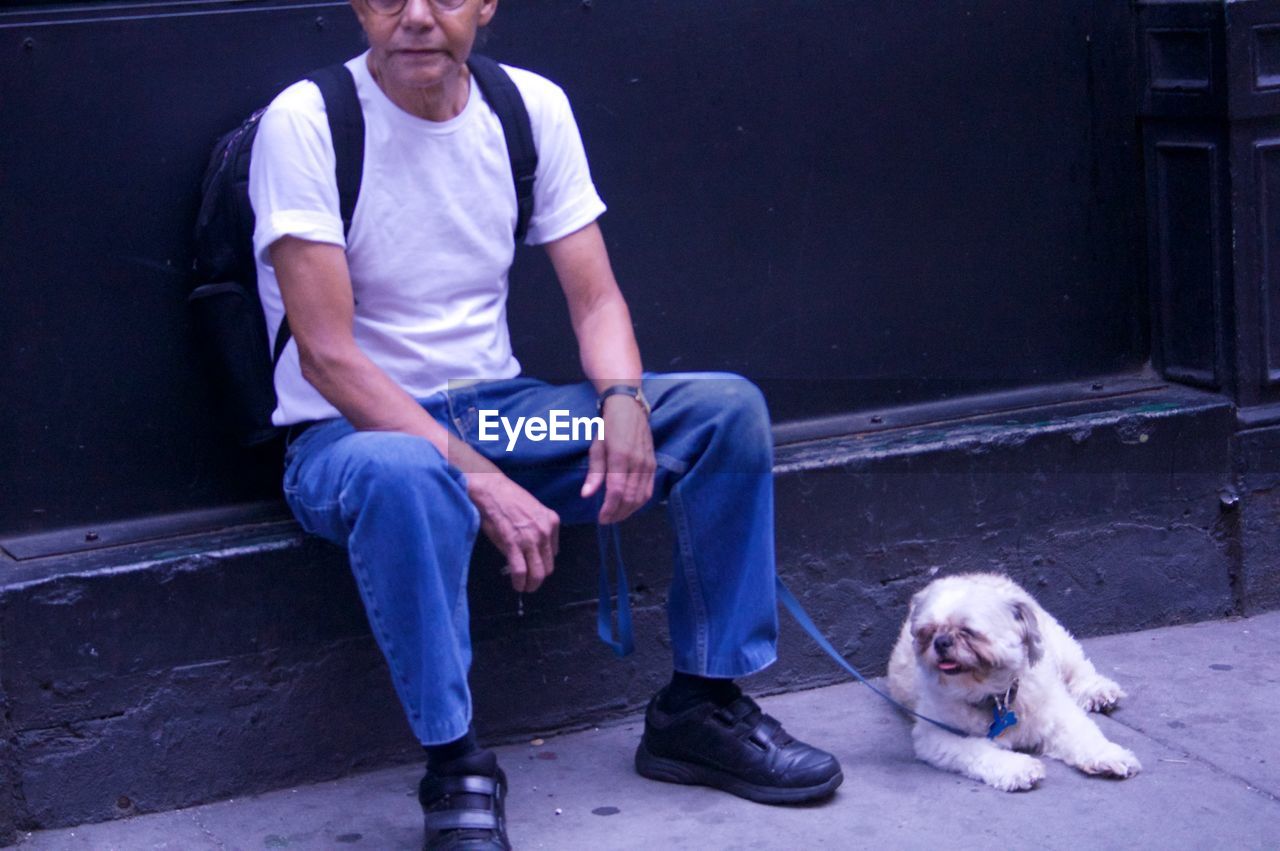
629, 467, 647, 505
599, 471, 627, 523
523, 543, 546, 593
534, 537, 555, 591
581, 441, 606, 499
506, 547, 529, 593
581, 467, 605, 500
609, 476, 638, 524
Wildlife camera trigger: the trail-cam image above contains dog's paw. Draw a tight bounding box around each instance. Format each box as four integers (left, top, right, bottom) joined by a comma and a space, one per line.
1075, 675, 1127, 713
983, 753, 1046, 792
1077, 743, 1142, 779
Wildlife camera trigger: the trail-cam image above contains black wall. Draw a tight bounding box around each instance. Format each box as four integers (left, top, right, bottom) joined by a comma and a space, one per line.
0, 0, 1144, 536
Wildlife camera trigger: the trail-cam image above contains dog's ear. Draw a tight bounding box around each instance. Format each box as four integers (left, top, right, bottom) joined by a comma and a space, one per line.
1010, 599, 1044, 667
907, 587, 930, 628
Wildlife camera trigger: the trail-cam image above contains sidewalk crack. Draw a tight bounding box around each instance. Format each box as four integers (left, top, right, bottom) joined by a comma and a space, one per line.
185, 807, 228, 849
1105, 714, 1279, 805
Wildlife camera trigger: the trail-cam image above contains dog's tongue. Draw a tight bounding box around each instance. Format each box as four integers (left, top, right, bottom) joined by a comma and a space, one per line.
938, 661, 959, 672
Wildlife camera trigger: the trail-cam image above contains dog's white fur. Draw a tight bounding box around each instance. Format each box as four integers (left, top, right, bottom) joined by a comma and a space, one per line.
887, 573, 1141, 791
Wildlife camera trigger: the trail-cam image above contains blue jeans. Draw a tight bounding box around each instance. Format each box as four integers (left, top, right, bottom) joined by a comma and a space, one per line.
282, 373, 779, 745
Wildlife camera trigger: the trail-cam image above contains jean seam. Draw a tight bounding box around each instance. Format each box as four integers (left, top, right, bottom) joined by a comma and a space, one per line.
288, 492, 343, 514
453, 502, 480, 625
682, 648, 776, 679
445, 386, 478, 439
419, 711, 473, 746
283, 479, 341, 536
340, 495, 423, 724
655, 451, 689, 475
669, 487, 709, 671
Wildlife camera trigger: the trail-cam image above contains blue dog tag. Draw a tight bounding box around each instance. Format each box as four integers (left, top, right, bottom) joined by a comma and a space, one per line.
988, 704, 1018, 739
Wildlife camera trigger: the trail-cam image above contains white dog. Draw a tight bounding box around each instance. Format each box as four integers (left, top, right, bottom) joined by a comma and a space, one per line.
887, 573, 1142, 791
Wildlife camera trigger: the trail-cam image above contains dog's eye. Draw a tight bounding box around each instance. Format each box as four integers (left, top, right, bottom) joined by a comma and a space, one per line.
958, 627, 976, 638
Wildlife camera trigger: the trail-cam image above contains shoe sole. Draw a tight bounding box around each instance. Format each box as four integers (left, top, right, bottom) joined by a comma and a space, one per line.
634, 742, 844, 805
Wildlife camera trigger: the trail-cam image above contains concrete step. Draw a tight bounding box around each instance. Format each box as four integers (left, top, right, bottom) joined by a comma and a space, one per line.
3, 378, 1268, 838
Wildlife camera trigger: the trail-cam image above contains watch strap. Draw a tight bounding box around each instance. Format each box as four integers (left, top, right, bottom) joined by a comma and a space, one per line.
597, 384, 650, 416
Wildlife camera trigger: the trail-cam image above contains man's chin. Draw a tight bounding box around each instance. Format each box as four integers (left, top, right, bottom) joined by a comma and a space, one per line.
384, 51, 459, 85
394, 49, 447, 63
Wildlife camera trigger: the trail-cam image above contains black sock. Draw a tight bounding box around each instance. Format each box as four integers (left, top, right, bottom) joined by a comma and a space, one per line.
659, 671, 741, 713
423, 728, 480, 769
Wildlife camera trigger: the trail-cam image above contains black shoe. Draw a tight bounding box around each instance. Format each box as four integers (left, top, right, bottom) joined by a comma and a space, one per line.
635, 689, 843, 805
418, 751, 511, 850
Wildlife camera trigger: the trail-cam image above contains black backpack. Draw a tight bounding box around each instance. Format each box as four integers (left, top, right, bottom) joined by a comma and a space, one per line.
190, 55, 538, 446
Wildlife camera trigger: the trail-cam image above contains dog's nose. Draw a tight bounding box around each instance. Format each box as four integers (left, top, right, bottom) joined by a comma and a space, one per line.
933, 634, 954, 653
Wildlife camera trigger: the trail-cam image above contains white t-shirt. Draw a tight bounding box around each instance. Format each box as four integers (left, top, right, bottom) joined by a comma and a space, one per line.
249, 51, 607, 425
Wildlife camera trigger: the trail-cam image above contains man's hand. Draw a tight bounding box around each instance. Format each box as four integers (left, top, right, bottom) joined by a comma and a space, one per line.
467, 471, 560, 593
581, 394, 656, 524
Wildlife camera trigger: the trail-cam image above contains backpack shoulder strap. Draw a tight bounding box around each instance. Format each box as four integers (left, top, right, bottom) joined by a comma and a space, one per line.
307, 63, 365, 236
268, 63, 365, 366
467, 54, 538, 243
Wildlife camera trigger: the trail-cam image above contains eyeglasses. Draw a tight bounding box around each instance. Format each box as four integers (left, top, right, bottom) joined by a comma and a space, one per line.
365, 0, 468, 15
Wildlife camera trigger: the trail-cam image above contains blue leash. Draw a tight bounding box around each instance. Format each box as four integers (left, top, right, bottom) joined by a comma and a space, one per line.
595, 523, 634, 656
773, 579, 974, 738
593, 537, 975, 738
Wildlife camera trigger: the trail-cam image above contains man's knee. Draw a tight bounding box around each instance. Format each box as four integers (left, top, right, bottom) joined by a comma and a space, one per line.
651, 373, 773, 477
666, 372, 771, 439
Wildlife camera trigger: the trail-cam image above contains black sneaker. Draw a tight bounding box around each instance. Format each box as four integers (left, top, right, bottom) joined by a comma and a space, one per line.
418, 750, 512, 850
635, 689, 843, 805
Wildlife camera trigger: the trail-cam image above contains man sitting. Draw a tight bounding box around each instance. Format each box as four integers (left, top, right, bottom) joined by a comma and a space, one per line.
249, 0, 843, 846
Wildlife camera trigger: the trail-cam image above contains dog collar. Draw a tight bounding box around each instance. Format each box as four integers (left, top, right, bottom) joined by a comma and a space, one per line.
985, 681, 1019, 739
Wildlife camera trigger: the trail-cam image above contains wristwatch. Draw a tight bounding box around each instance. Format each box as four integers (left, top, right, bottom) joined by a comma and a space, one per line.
597, 383, 651, 417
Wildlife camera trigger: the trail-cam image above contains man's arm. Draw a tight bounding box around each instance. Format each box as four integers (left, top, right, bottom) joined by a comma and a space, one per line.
270, 236, 560, 592
270, 237, 452, 441
543, 222, 656, 524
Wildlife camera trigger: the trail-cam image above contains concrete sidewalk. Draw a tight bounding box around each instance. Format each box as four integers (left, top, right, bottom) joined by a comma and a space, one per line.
16, 611, 1280, 851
